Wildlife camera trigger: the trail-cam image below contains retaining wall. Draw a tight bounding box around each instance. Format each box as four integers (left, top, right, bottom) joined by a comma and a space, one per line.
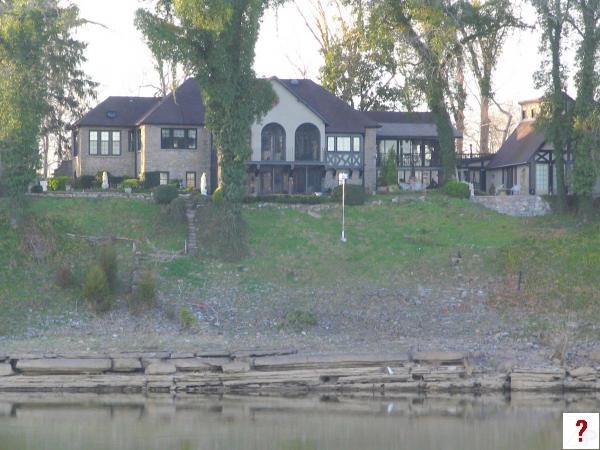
472, 195, 551, 217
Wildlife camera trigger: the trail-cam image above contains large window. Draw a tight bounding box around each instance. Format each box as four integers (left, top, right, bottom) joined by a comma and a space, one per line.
327, 135, 361, 152
295, 123, 320, 161
261, 123, 286, 161
536, 163, 549, 195
160, 172, 169, 186
161, 128, 197, 149
186, 172, 196, 189
89, 130, 121, 156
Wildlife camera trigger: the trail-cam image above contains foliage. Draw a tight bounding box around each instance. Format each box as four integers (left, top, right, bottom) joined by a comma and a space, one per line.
48, 176, 71, 191
212, 186, 224, 205
121, 179, 142, 191
130, 271, 157, 313
380, 150, 398, 187
196, 202, 248, 261
154, 184, 178, 204
279, 309, 317, 331
30, 185, 43, 194
142, 171, 161, 189
72, 175, 96, 190
441, 181, 470, 199
165, 197, 188, 224
179, 307, 197, 330
243, 194, 331, 205
331, 184, 366, 205
97, 244, 118, 293
83, 263, 112, 313
55, 265, 73, 288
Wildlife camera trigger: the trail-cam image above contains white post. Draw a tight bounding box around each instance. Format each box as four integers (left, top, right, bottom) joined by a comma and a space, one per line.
339, 173, 348, 243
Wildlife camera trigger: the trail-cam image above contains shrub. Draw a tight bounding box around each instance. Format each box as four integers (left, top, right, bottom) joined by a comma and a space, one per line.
279, 309, 318, 331
331, 184, 366, 205
55, 266, 73, 288
165, 197, 188, 225
30, 184, 43, 194
179, 307, 198, 330
142, 171, 161, 189
48, 176, 71, 191
212, 186, 224, 205
154, 184, 178, 204
95, 171, 109, 187
169, 179, 183, 189
129, 271, 157, 313
97, 244, 118, 293
380, 151, 398, 187
83, 264, 112, 313
79, 175, 96, 189
196, 203, 248, 261
121, 178, 141, 191
441, 181, 471, 199
243, 194, 331, 205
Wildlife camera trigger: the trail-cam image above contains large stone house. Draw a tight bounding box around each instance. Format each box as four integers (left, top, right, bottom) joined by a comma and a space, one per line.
72, 78, 454, 194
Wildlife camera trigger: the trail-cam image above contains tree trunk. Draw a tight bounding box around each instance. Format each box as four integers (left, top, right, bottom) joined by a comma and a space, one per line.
480, 94, 490, 154
550, 23, 567, 212
455, 59, 466, 154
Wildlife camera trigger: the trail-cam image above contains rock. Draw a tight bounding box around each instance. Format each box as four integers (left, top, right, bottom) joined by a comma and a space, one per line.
569, 366, 596, 379
222, 361, 251, 373
589, 349, 600, 363
253, 353, 409, 371
112, 358, 142, 373
0, 364, 13, 377
232, 348, 297, 359
16, 358, 111, 374
411, 352, 467, 365
145, 362, 176, 375
170, 358, 220, 372
170, 352, 196, 359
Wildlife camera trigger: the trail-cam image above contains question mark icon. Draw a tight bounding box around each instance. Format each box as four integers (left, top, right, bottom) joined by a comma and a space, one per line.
577, 419, 588, 443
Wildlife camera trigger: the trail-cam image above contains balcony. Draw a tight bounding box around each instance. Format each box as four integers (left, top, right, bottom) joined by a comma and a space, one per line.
325, 151, 363, 169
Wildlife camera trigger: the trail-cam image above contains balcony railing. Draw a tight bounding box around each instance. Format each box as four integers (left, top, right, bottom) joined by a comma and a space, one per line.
325, 151, 363, 168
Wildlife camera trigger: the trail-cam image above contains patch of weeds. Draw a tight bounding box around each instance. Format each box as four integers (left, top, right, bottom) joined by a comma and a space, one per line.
129, 271, 157, 314
161, 257, 206, 287
278, 309, 318, 332
179, 307, 198, 330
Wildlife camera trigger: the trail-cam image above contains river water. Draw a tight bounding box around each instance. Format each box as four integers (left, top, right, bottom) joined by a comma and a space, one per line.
0, 393, 591, 450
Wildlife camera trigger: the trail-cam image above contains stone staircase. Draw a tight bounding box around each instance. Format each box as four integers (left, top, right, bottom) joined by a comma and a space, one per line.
185, 198, 198, 256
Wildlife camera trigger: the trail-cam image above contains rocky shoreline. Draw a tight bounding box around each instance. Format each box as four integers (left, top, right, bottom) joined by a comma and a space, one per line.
0, 350, 598, 395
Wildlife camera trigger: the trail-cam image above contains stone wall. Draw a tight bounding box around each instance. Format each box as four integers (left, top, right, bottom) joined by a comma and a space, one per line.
0, 350, 596, 394
472, 195, 551, 217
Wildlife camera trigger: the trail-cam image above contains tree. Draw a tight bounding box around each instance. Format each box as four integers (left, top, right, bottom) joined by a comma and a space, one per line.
570, 0, 600, 212
40, 2, 97, 179
136, 0, 282, 259
297, 0, 420, 111
456, 0, 524, 154
531, 0, 572, 211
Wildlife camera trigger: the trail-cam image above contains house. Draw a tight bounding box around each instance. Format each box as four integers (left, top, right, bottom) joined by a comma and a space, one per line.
484, 96, 575, 195
72, 78, 454, 194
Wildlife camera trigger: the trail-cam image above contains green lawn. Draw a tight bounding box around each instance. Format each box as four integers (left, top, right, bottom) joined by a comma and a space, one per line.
1, 193, 598, 337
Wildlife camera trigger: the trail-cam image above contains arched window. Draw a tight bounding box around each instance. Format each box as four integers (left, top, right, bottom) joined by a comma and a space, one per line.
295, 123, 320, 161
261, 123, 286, 161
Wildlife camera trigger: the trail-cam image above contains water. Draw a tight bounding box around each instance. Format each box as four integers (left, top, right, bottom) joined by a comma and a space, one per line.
0, 393, 590, 450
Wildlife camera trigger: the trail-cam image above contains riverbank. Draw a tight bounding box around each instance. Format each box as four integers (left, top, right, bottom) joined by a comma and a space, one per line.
0, 350, 598, 395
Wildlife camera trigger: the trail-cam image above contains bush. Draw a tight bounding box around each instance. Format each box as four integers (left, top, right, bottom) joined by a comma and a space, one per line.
154, 184, 178, 204
212, 186, 224, 205
165, 197, 188, 224
55, 266, 73, 288
95, 171, 108, 187
179, 307, 198, 330
441, 181, 471, 199
380, 151, 398, 187
331, 184, 366, 205
121, 178, 141, 191
83, 264, 112, 313
169, 179, 183, 189
129, 271, 157, 313
279, 309, 318, 331
142, 171, 161, 189
48, 176, 71, 191
196, 203, 248, 261
30, 184, 43, 194
79, 175, 96, 189
243, 194, 331, 205
97, 244, 118, 293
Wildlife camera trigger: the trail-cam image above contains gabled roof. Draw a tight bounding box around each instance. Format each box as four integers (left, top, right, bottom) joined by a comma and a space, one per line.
487, 121, 546, 169
76, 96, 161, 127
364, 111, 462, 139
273, 78, 380, 133
139, 78, 205, 126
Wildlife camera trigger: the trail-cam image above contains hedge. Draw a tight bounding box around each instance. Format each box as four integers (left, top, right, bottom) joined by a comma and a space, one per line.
48, 176, 71, 191
243, 194, 331, 205
331, 184, 366, 205
441, 181, 471, 199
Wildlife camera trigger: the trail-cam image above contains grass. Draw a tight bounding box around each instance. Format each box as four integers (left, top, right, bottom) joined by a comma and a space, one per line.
0, 192, 598, 338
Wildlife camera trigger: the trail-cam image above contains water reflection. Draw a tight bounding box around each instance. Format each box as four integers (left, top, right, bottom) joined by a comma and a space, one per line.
0, 393, 593, 450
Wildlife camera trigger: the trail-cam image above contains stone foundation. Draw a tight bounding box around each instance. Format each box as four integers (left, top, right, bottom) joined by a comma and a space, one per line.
472, 195, 551, 216
0, 350, 597, 395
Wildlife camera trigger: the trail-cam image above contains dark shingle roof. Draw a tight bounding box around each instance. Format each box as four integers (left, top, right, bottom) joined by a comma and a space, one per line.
364, 111, 462, 139
138, 78, 205, 126
76, 97, 161, 127
274, 78, 380, 133
488, 121, 546, 169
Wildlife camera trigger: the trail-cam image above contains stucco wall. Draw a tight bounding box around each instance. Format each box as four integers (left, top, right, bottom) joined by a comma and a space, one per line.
250, 81, 326, 162
141, 125, 211, 188
75, 127, 135, 178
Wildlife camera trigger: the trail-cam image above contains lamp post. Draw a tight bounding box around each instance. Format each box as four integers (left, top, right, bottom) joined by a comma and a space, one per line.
339, 172, 349, 243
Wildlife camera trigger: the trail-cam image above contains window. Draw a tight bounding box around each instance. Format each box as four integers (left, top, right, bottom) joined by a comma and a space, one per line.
337, 137, 351, 152
186, 172, 196, 189
89, 130, 121, 156
161, 128, 197, 149
295, 123, 320, 161
327, 136, 335, 151
536, 164, 549, 195
353, 136, 361, 152
160, 172, 169, 186
261, 123, 286, 161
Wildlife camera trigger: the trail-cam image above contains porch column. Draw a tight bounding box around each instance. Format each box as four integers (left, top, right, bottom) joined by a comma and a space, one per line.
364, 127, 378, 193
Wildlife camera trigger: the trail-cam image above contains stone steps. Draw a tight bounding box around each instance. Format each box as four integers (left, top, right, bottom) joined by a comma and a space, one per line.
185, 199, 198, 256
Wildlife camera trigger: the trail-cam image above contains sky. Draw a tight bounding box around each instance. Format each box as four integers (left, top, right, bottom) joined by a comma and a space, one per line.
72, 0, 576, 147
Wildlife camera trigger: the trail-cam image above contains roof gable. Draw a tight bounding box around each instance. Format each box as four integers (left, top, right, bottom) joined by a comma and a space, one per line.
76, 97, 160, 128
274, 78, 380, 133
364, 111, 462, 139
139, 78, 205, 126
488, 121, 546, 169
